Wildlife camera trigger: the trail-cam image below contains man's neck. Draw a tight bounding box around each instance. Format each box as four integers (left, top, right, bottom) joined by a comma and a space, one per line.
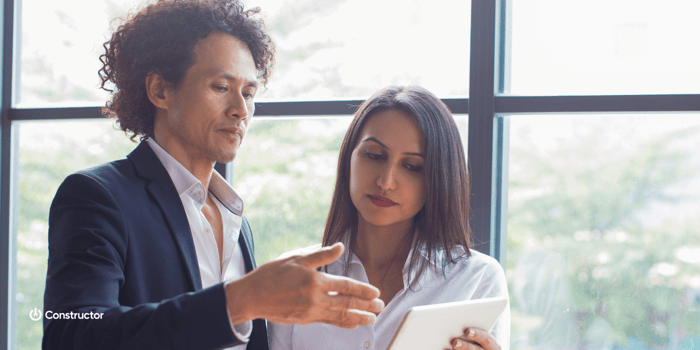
151, 135, 216, 190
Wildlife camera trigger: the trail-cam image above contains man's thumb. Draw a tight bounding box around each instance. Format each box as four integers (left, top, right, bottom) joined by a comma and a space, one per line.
297, 242, 344, 269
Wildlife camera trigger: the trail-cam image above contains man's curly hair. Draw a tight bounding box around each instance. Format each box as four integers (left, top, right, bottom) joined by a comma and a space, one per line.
99, 0, 275, 140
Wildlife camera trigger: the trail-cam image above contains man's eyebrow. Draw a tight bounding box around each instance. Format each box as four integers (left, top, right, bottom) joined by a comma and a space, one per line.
209, 70, 259, 88
361, 136, 425, 157
244, 79, 259, 89
223, 73, 259, 89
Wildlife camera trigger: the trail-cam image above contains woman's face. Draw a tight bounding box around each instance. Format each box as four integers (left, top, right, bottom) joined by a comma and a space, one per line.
349, 109, 426, 229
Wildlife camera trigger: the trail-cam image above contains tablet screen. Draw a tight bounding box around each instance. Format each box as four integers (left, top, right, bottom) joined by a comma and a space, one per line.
386, 296, 508, 350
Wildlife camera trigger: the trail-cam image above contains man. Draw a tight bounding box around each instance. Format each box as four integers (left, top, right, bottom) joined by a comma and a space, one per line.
42, 1, 383, 349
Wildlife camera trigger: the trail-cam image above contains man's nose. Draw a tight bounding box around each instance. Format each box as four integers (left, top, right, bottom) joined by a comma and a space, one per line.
226, 92, 251, 120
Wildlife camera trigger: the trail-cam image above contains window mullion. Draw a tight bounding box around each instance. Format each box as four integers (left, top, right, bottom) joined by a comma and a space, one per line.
1, 0, 18, 347
468, 0, 507, 262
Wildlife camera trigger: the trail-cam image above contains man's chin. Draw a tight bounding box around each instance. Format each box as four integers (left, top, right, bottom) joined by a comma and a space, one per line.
214, 149, 238, 164
215, 154, 236, 164
209, 141, 240, 164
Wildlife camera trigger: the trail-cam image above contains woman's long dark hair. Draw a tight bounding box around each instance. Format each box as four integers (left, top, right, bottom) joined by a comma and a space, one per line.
322, 86, 471, 287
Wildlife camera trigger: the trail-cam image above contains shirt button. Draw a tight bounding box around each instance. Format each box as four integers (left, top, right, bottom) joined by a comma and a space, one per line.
364, 341, 370, 348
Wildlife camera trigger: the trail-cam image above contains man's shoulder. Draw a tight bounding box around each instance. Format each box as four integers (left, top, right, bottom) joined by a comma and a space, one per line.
68, 142, 158, 188
70, 157, 138, 187
77, 157, 131, 174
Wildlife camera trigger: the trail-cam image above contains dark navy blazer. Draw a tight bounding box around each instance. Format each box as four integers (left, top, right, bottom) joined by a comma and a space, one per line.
43, 142, 268, 350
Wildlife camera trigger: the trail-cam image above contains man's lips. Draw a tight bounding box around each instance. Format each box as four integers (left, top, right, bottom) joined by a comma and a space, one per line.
368, 194, 398, 207
220, 128, 244, 138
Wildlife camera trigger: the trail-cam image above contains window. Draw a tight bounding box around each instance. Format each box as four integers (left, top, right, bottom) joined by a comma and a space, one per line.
2, 0, 698, 349
245, 0, 471, 100
508, 0, 700, 95
506, 114, 700, 348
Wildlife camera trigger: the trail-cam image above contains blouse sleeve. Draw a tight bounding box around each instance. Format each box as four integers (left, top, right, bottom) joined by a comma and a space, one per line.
476, 258, 511, 350
267, 320, 294, 350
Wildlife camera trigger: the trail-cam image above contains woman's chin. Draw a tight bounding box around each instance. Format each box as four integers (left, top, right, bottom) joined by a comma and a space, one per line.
358, 212, 413, 229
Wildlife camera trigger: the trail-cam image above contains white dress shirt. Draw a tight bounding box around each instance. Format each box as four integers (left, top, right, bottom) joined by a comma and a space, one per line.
268, 242, 511, 350
147, 139, 251, 350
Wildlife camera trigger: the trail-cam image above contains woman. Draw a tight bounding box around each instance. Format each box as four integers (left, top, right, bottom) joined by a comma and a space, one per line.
268, 86, 510, 350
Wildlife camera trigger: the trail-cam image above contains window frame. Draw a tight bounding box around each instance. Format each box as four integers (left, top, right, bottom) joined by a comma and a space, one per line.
1, 0, 700, 347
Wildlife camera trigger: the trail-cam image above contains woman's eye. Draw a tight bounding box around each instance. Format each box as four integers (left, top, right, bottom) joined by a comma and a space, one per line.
404, 163, 423, 172
364, 150, 383, 160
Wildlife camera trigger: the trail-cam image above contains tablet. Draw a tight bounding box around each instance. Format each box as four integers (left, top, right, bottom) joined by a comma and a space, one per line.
386, 296, 508, 350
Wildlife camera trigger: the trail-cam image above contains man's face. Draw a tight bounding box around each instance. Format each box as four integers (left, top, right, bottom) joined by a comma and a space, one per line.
160, 31, 258, 165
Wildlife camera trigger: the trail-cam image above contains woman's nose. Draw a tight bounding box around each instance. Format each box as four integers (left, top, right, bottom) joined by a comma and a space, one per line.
377, 164, 398, 190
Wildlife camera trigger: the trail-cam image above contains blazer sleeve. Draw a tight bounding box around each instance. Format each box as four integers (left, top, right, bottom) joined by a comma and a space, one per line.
43, 173, 241, 350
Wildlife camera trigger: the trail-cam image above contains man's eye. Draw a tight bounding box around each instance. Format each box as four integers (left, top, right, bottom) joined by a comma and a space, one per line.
214, 85, 228, 92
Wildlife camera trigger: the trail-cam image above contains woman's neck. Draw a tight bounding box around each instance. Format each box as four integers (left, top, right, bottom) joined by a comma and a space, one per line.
352, 218, 413, 274
352, 218, 414, 306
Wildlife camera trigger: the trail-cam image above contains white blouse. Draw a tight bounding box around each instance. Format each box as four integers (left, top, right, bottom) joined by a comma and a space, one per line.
268, 243, 510, 350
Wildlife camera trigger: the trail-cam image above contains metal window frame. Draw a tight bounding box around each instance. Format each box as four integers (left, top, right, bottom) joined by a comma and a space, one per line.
1, 0, 16, 347
2, 0, 700, 347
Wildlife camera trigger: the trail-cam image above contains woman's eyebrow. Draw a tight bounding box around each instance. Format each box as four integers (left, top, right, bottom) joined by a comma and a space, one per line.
361, 136, 388, 149
361, 136, 425, 158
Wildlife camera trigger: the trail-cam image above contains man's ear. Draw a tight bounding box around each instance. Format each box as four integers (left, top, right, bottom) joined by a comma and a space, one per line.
145, 71, 171, 110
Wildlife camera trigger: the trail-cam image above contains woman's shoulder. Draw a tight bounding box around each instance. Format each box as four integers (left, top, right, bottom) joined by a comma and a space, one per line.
466, 248, 501, 264
452, 248, 505, 275
443, 248, 509, 298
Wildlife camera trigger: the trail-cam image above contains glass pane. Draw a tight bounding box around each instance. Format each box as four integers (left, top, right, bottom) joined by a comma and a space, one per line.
17, 0, 153, 107
15, 119, 138, 350
18, 0, 470, 107
506, 114, 700, 349
236, 115, 469, 264
508, 0, 700, 95
246, 0, 470, 101
233, 117, 352, 263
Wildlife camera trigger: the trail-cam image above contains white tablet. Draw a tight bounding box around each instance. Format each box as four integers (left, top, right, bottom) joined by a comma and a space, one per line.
386, 296, 508, 350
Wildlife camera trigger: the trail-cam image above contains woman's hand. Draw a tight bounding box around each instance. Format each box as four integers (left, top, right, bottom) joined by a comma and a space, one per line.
450, 328, 501, 350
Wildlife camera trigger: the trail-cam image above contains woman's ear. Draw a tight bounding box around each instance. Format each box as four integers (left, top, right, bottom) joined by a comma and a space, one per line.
145, 71, 170, 110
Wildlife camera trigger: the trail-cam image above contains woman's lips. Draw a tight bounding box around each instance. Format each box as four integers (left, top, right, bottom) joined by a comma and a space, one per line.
368, 194, 398, 207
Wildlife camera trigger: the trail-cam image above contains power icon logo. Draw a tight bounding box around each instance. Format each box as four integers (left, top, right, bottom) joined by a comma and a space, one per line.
29, 308, 42, 321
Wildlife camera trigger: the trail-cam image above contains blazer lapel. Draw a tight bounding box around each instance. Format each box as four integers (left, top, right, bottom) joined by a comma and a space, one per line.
127, 142, 203, 290
238, 217, 257, 272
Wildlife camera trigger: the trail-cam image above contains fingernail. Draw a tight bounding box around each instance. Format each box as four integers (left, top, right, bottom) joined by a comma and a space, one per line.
372, 299, 384, 311
468, 329, 475, 338
368, 314, 377, 325
453, 340, 465, 349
